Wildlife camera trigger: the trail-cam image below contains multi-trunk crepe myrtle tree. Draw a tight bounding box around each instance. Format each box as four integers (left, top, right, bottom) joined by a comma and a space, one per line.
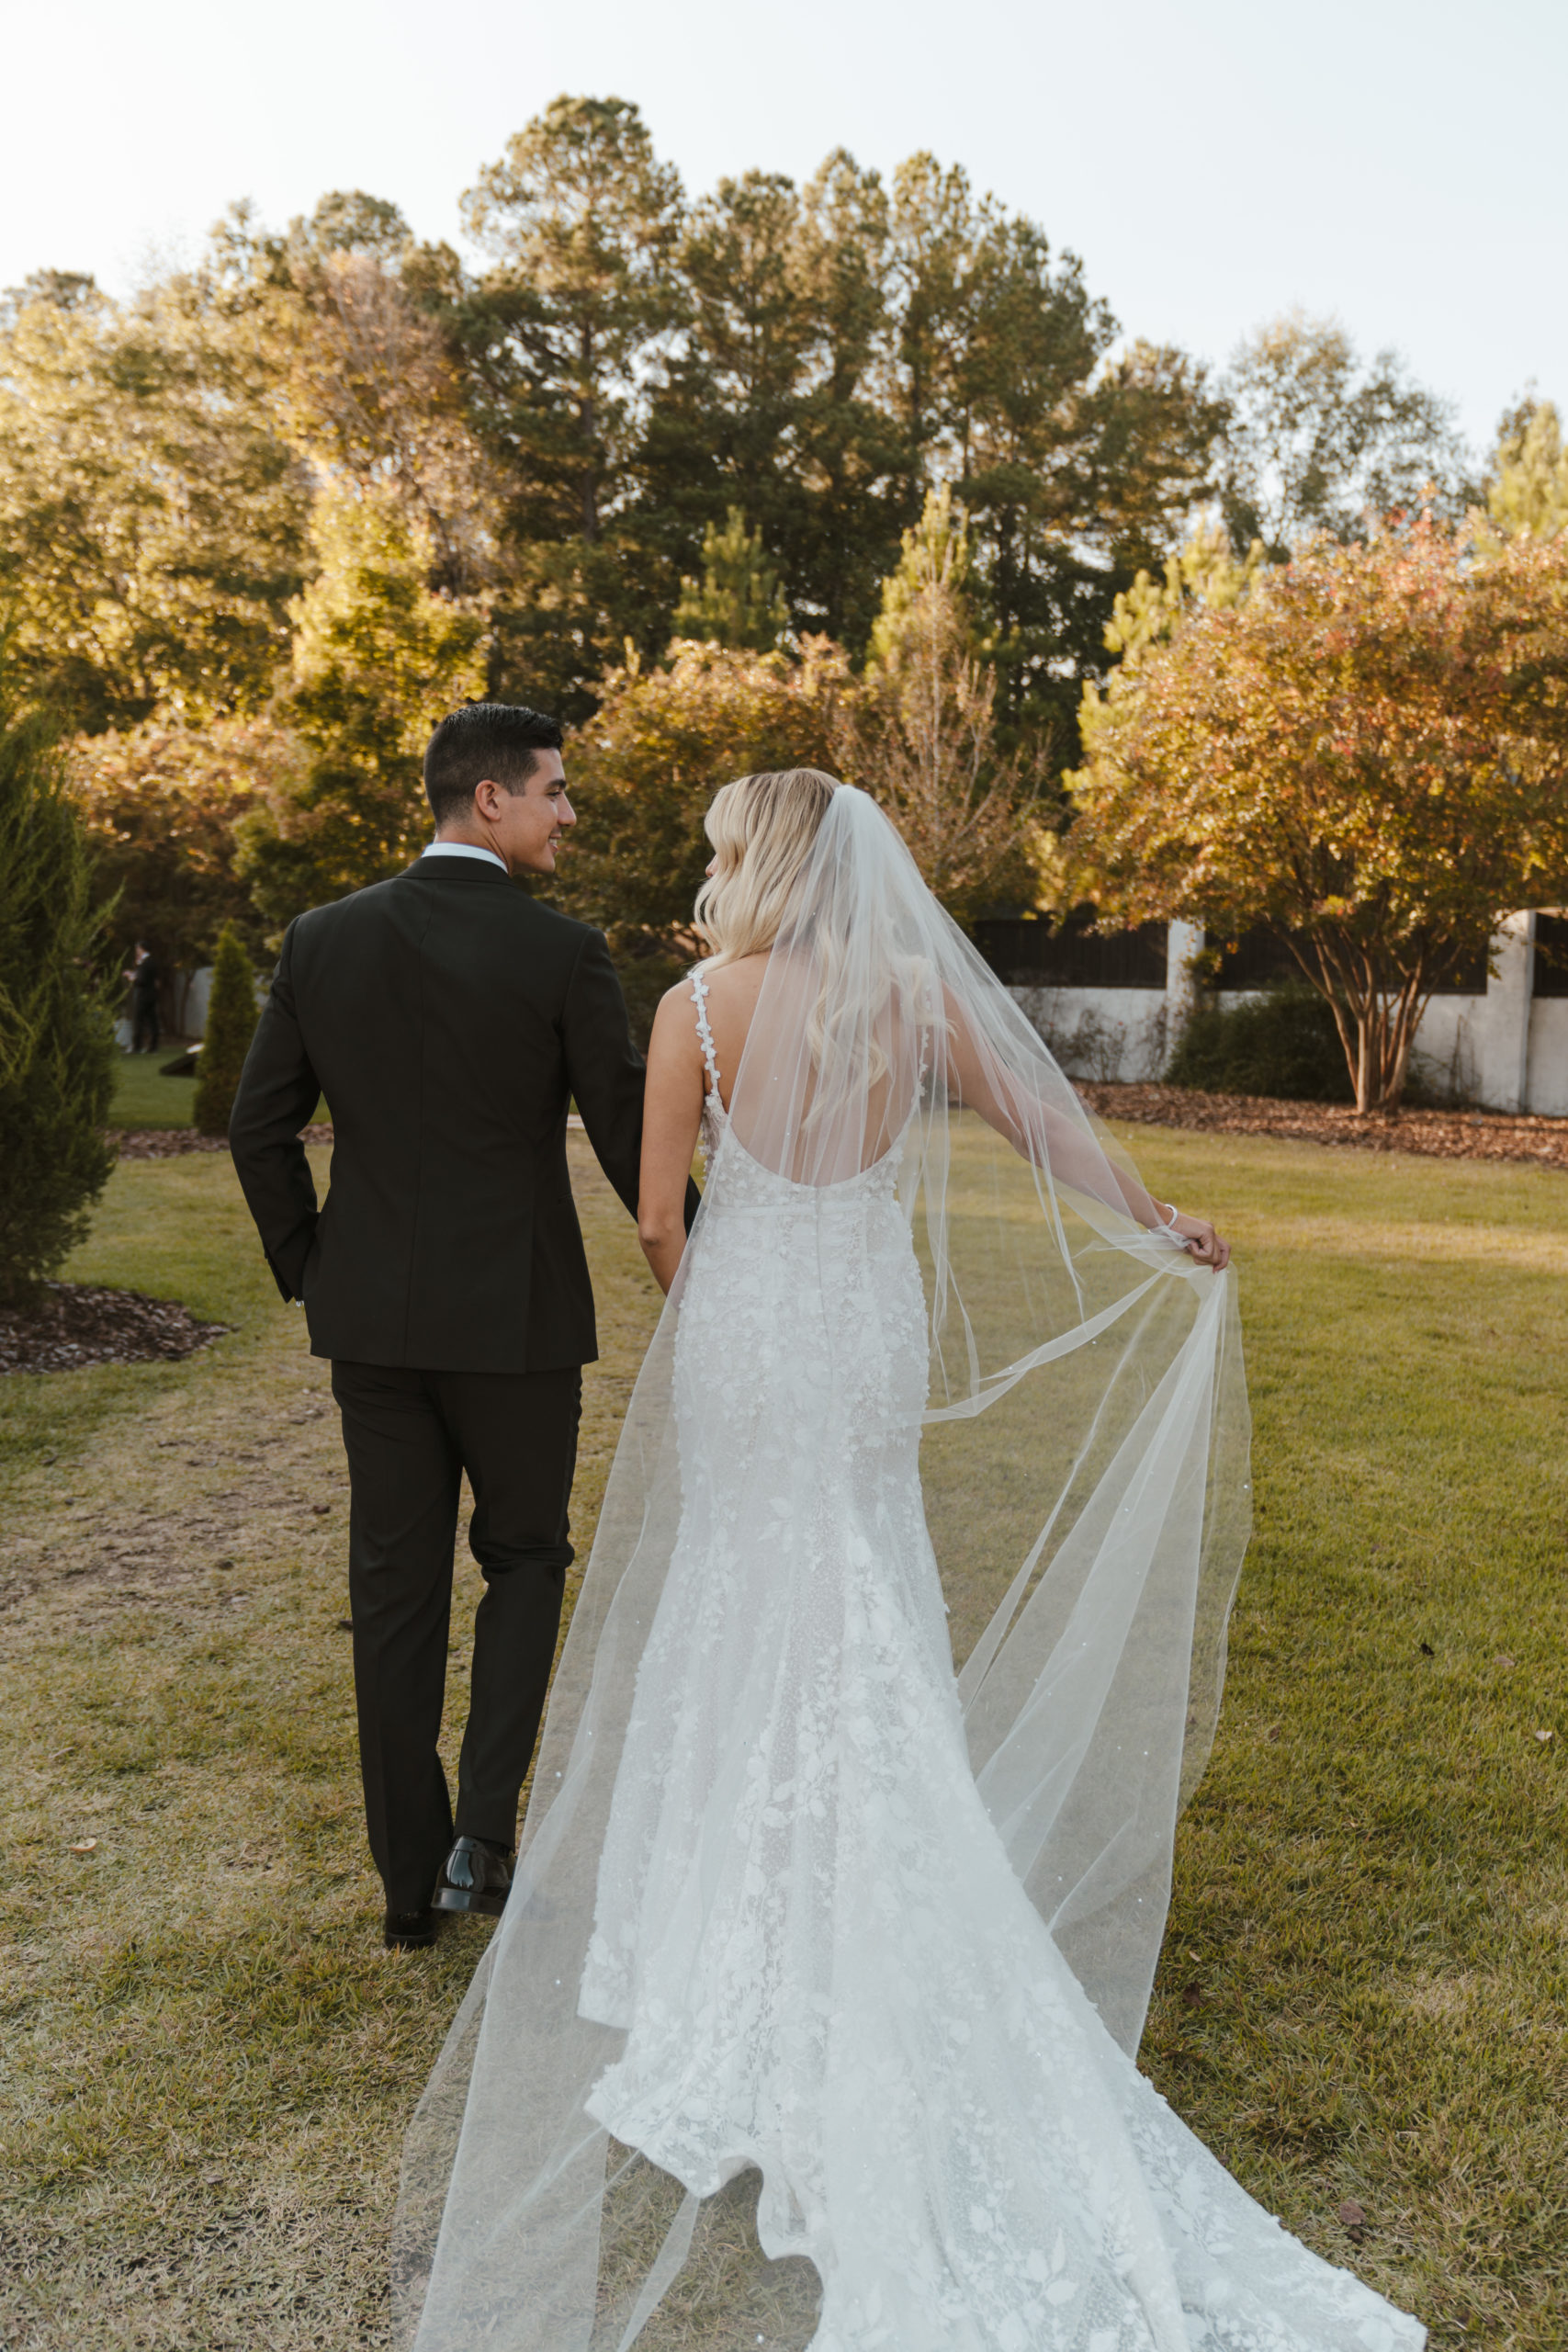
1063, 515, 1568, 1113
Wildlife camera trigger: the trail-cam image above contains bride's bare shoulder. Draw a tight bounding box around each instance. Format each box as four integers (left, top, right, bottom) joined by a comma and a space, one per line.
649, 955, 772, 1062
694, 953, 772, 1007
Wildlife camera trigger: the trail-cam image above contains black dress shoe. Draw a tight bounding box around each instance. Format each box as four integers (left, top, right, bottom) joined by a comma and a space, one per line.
384, 1906, 440, 1951
433, 1835, 514, 1917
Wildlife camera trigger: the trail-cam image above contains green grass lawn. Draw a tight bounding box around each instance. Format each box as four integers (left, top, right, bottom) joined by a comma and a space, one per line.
109, 1051, 199, 1131
2, 1131, 1564, 2346
107, 1051, 329, 1135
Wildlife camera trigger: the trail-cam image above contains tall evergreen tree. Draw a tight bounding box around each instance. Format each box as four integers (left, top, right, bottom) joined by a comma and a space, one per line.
460, 96, 685, 711
0, 675, 117, 1301
463, 96, 684, 542
788, 152, 908, 648
637, 171, 813, 593
672, 510, 790, 650
884, 155, 988, 493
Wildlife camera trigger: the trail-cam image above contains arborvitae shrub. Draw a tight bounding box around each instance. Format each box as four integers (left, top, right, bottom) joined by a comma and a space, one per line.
1165, 978, 1351, 1102
0, 689, 118, 1303
193, 924, 259, 1136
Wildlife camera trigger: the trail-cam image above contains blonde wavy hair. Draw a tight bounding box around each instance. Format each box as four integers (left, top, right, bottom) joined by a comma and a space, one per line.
693, 768, 840, 968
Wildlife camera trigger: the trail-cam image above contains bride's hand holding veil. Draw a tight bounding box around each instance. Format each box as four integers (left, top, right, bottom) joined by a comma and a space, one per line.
940, 993, 1232, 1271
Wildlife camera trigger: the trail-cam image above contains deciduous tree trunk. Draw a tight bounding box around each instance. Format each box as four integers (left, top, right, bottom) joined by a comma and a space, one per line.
1293, 935, 1427, 1114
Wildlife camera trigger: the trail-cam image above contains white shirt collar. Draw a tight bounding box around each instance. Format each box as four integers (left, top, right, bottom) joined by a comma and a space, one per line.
421, 841, 507, 874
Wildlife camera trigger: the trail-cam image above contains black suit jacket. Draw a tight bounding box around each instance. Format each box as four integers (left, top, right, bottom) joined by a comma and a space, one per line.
229, 857, 673, 1374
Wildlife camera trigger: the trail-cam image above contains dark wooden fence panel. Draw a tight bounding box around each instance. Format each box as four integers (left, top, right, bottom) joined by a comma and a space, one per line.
973, 919, 1169, 990
1534, 915, 1568, 998
1215, 927, 1489, 996
979, 918, 1514, 999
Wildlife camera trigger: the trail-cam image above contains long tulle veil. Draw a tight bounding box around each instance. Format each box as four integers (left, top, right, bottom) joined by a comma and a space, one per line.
394, 785, 1250, 2349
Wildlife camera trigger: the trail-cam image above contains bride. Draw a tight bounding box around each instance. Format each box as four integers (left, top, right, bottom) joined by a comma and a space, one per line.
398, 772, 1422, 2351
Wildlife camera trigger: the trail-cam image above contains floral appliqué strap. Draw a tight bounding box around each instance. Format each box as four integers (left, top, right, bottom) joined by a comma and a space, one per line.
690, 970, 722, 1103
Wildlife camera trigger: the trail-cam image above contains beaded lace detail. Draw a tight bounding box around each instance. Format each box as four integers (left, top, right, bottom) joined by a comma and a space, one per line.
691, 968, 722, 1102
691, 967, 728, 1174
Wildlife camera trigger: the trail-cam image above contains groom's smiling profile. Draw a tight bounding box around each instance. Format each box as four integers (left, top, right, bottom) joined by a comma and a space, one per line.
230, 702, 692, 1951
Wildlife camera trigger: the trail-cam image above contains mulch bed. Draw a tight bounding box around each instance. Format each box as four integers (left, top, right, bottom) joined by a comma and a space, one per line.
111, 1124, 333, 1159
1077, 1084, 1568, 1171
0, 1283, 229, 1377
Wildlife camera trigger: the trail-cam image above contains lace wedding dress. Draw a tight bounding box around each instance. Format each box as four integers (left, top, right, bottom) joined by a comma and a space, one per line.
399, 790, 1423, 2352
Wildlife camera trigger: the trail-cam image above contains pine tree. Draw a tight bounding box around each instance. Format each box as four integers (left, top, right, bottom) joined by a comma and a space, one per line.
834, 488, 1046, 926
672, 509, 791, 650
0, 677, 118, 1303
193, 923, 259, 1136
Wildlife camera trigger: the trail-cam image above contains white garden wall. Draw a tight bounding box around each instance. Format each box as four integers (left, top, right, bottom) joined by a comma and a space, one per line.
1008, 912, 1568, 1115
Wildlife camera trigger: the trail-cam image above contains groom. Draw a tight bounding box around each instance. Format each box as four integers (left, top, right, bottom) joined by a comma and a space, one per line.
230, 702, 683, 1950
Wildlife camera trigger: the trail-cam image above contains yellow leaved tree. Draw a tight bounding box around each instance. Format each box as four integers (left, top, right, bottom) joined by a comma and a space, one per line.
1063, 515, 1568, 1111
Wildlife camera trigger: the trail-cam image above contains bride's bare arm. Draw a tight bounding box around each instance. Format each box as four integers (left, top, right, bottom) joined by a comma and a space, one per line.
638, 984, 708, 1295
942, 992, 1231, 1271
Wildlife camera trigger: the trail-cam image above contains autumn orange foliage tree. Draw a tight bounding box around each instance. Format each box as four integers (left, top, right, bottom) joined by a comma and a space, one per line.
555, 638, 846, 1042
1064, 516, 1568, 1109
69, 718, 307, 1022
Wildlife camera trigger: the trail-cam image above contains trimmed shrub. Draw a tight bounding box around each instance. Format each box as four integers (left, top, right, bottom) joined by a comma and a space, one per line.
193, 924, 259, 1136
0, 689, 118, 1303
1166, 978, 1352, 1102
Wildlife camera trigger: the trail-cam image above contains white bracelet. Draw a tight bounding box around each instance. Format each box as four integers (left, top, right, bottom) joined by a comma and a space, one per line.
1153, 1202, 1191, 1249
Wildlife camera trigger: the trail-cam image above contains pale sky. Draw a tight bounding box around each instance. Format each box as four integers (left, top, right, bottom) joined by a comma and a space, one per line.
4, 0, 1562, 458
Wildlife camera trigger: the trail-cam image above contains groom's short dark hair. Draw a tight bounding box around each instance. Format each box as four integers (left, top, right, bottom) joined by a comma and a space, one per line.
423, 702, 564, 826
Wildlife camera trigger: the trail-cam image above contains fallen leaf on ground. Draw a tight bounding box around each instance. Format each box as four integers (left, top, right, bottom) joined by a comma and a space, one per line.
1337, 2199, 1367, 2229
1534, 1728, 1553, 1743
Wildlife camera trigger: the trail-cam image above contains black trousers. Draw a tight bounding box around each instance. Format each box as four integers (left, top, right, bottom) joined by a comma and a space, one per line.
330, 1360, 581, 1914
131, 997, 159, 1053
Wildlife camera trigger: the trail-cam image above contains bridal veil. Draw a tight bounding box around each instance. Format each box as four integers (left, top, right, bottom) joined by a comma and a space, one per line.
395, 782, 1251, 2349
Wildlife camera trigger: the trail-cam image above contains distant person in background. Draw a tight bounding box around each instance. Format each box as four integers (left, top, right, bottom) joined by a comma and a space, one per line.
122, 944, 160, 1053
